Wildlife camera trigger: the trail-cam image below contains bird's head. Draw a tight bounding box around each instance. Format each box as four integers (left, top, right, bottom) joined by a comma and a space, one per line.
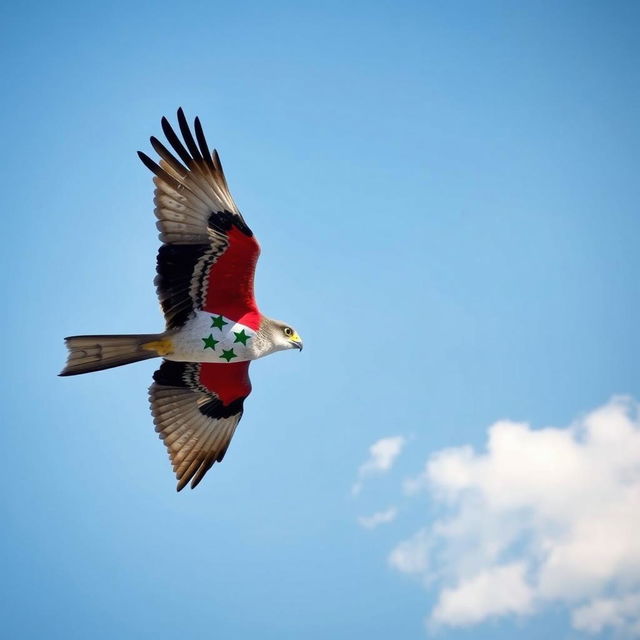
259, 317, 303, 355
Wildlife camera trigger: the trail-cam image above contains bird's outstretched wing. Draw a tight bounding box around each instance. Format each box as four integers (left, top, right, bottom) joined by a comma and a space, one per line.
149, 359, 252, 491
138, 109, 261, 331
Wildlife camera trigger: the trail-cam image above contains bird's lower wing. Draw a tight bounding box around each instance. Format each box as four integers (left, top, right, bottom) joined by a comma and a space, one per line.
149, 360, 251, 490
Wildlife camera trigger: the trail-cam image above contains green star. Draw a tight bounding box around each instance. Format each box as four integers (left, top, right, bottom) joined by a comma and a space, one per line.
202, 334, 218, 350
211, 315, 228, 330
233, 329, 251, 346
219, 348, 237, 362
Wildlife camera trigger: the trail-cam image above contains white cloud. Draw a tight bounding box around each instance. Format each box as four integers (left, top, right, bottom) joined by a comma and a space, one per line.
431, 563, 534, 626
389, 528, 431, 574
352, 436, 405, 495
389, 397, 640, 635
572, 593, 640, 635
358, 507, 398, 530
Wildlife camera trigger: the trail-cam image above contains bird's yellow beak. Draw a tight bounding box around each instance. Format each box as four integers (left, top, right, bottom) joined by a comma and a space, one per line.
290, 332, 303, 351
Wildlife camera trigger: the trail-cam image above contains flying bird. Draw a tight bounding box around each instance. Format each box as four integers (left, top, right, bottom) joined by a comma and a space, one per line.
61, 109, 303, 491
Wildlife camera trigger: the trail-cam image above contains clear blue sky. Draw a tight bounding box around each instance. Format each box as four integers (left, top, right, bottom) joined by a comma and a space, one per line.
1, 1, 639, 638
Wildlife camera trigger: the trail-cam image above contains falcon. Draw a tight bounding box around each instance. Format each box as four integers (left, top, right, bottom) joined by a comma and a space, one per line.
60, 109, 303, 491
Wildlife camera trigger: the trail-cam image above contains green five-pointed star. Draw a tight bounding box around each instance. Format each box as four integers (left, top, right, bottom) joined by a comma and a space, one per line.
210, 315, 228, 330
233, 329, 251, 346
219, 348, 237, 362
202, 334, 218, 350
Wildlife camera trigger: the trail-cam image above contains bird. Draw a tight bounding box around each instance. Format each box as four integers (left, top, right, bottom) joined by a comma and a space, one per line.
60, 109, 303, 491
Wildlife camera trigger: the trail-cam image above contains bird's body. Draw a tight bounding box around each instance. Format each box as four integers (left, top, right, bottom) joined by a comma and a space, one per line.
165, 312, 261, 363
61, 110, 302, 491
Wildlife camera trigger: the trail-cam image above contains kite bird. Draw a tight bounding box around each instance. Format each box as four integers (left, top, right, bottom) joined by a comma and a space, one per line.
60, 109, 303, 491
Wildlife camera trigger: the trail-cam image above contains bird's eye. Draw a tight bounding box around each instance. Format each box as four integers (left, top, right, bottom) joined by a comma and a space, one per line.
284, 327, 293, 337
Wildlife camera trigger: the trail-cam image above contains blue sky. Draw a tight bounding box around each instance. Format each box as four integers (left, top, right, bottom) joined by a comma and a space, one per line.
1, 1, 639, 638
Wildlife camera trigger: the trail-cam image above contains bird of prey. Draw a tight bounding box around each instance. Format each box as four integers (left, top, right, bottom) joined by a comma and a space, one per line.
61, 109, 303, 491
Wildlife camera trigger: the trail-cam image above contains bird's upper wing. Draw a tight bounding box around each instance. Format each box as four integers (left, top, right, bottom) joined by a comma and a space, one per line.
138, 109, 261, 331
149, 359, 252, 490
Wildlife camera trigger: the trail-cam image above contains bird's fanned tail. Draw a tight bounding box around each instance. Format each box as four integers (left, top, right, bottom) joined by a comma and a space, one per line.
60, 334, 165, 376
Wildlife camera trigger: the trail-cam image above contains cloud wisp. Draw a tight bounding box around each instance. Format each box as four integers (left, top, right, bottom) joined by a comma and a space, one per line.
389, 397, 640, 636
352, 436, 406, 496
358, 507, 398, 530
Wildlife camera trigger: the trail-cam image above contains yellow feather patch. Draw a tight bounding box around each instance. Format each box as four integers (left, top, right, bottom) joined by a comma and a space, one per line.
142, 339, 174, 356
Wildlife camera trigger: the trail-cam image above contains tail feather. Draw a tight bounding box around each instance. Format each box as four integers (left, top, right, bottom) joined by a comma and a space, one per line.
60, 334, 162, 376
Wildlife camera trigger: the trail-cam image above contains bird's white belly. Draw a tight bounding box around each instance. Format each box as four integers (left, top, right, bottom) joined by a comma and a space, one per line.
168, 311, 259, 363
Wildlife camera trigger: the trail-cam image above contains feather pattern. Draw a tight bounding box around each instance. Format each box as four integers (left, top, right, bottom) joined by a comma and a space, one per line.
138, 108, 259, 330
149, 359, 248, 490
